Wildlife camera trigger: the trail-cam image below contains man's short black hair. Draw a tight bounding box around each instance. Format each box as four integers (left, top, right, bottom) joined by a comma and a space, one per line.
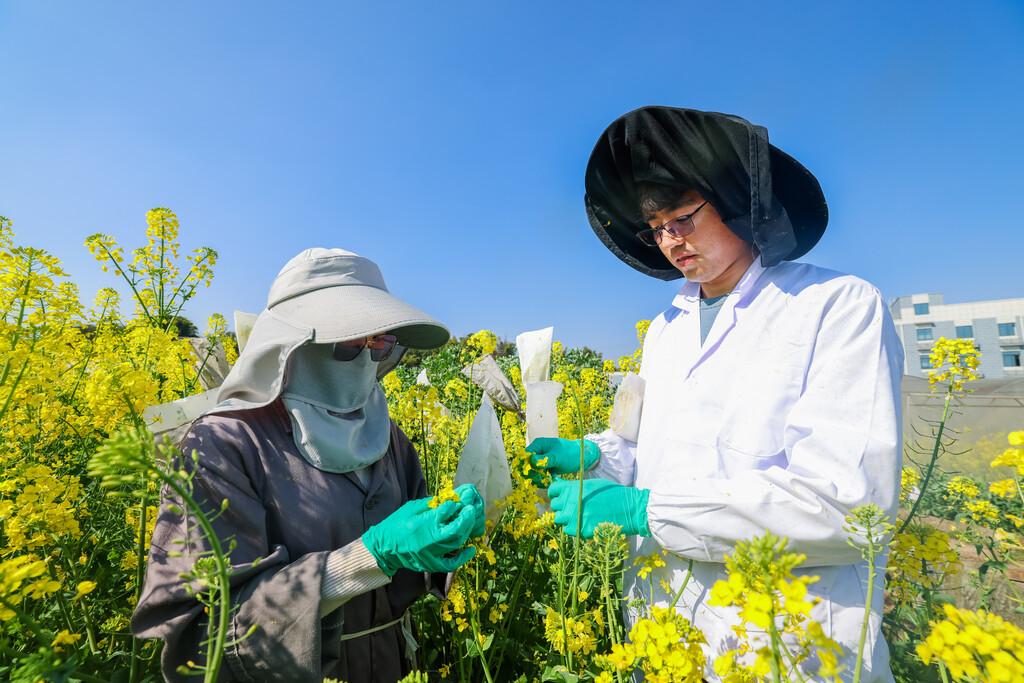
636, 182, 692, 221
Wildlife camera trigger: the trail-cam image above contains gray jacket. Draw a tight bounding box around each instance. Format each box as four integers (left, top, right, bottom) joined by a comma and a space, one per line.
132, 400, 431, 682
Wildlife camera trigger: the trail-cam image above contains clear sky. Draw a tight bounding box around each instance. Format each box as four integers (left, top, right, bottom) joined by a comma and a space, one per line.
2, 1, 1022, 358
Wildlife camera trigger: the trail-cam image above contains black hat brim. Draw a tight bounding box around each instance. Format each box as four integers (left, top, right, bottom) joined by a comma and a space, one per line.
584, 107, 828, 281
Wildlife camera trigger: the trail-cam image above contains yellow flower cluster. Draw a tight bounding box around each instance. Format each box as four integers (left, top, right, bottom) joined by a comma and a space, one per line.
633, 549, 667, 580
965, 500, 1000, 525
0, 555, 61, 619
0, 464, 84, 553
708, 534, 842, 682
465, 330, 498, 358
928, 338, 981, 394
917, 603, 1024, 681
991, 431, 1023, 480
1, 213, 230, 675
989, 479, 1018, 499
900, 467, 921, 505
600, 606, 705, 683
428, 483, 460, 509
945, 476, 980, 499
51, 629, 83, 652
551, 363, 615, 440
888, 527, 960, 603
544, 605, 599, 655
616, 320, 651, 374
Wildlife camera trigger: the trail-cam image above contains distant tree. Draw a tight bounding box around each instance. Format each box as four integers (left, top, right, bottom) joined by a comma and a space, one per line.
170, 316, 199, 338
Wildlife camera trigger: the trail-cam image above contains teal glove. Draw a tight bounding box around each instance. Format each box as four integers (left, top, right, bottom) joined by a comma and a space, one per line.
455, 483, 487, 538
548, 478, 650, 538
526, 438, 600, 481
363, 489, 482, 576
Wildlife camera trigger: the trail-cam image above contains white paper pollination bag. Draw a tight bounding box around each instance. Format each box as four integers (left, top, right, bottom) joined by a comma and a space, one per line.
454, 394, 513, 525
461, 355, 521, 416
515, 326, 562, 444
608, 372, 645, 443
233, 310, 259, 357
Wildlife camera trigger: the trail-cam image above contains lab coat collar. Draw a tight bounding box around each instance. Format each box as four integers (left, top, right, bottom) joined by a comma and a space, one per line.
670, 258, 767, 310
669, 258, 769, 379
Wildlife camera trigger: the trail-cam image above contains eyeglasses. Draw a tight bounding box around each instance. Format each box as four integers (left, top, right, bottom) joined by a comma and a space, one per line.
636, 201, 709, 246
332, 334, 398, 362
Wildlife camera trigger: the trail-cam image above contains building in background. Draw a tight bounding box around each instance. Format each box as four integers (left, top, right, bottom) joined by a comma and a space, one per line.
890, 293, 1024, 379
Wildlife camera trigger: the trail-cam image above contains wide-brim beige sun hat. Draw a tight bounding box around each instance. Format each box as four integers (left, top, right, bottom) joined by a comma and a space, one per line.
266, 248, 450, 349
201, 247, 449, 419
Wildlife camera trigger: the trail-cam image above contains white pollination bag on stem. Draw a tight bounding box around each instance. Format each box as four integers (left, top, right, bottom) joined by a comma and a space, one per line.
516, 327, 553, 385
233, 310, 259, 354
524, 380, 562, 443
461, 355, 521, 416
608, 373, 645, 442
454, 394, 513, 525
516, 326, 562, 443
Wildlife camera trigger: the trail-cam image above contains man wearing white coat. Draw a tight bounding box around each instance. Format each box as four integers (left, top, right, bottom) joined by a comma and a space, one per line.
528, 107, 902, 682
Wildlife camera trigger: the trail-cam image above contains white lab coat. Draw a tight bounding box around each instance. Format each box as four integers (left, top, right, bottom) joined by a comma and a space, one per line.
590, 259, 902, 682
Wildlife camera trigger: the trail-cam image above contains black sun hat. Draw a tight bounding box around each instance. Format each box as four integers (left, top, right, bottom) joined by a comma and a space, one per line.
584, 106, 828, 281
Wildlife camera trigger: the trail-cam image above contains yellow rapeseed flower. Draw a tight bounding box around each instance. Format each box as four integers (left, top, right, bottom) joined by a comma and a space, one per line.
917, 604, 1024, 681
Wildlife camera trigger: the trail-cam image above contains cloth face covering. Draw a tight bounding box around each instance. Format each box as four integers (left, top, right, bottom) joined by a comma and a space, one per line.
281, 343, 390, 473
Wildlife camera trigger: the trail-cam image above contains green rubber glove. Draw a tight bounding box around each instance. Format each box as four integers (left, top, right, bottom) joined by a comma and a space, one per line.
526, 438, 600, 481
547, 478, 650, 538
363, 492, 480, 576
455, 483, 487, 538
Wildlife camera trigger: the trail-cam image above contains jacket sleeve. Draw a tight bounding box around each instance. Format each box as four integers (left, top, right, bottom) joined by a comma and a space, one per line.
131, 418, 331, 683
646, 283, 904, 566
585, 430, 637, 486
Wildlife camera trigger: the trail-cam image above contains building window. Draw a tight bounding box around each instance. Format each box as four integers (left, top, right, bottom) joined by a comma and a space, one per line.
920, 355, 932, 370
916, 327, 933, 341
914, 303, 930, 315
955, 325, 973, 338
998, 322, 1017, 336
1003, 352, 1022, 368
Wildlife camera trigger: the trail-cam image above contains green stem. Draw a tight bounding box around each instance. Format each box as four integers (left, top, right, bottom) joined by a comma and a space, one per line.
854, 532, 877, 683
767, 618, 784, 683
129, 486, 151, 683
468, 563, 495, 683
0, 255, 34, 386
898, 390, 953, 535
163, 256, 208, 326
0, 355, 31, 424
183, 339, 218, 396
162, 275, 204, 335
555, 531, 571, 670
51, 561, 99, 655
668, 560, 694, 611
97, 242, 152, 321
569, 434, 585, 615
157, 233, 167, 320
485, 536, 539, 672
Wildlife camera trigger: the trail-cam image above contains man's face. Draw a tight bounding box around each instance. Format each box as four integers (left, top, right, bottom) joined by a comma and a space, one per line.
647, 191, 755, 292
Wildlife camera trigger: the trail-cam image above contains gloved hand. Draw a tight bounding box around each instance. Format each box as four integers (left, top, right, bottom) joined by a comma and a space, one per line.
548, 478, 650, 538
362, 488, 483, 576
455, 483, 487, 538
526, 438, 600, 484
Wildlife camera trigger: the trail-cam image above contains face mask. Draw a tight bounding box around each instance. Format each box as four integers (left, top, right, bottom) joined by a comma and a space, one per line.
280, 344, 391, 473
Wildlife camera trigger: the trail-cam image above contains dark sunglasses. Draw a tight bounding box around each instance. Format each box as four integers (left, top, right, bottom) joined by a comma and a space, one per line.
636, 201, 709, 247
332, 334, 398, 362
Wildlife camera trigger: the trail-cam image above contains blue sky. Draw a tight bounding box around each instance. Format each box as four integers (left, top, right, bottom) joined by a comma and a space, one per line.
2, 1, 1022, 358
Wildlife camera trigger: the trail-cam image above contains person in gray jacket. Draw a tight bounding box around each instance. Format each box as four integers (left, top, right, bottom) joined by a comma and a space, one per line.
132, 248, 485, 683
